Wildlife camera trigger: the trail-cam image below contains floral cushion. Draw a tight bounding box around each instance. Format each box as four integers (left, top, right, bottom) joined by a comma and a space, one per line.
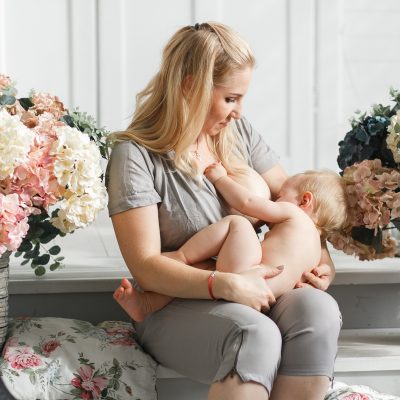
0, 317, 157, 400
326, 381, 400, 400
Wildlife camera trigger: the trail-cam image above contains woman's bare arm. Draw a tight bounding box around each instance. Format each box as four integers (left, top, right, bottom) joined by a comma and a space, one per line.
111, 204, 281, 310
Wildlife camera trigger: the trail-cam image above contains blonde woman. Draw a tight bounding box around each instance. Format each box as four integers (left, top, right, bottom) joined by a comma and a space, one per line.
106, 22, 341, 400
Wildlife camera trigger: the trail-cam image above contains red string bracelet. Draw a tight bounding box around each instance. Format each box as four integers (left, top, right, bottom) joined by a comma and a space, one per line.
208, 271, 217, 300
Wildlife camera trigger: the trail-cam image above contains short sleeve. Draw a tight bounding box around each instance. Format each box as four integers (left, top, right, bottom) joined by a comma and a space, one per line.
105, 140, 161, 216
235, 117, 280, 174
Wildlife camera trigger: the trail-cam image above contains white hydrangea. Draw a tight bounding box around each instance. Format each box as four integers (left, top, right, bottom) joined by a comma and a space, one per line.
0, 108, 34, 180
51, 182, 107, 233
386, 110, 400, 163
51, 125, 103, 194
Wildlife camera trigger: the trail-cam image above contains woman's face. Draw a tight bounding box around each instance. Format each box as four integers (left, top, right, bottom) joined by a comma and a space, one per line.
202, 67, 253, 136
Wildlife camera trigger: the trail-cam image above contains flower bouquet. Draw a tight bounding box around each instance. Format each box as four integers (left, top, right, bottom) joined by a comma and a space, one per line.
0, 74, 110, 275
328, 89, 400, 260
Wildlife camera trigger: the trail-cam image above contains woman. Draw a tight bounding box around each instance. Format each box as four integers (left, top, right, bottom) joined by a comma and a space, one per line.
106, 22, 341, 400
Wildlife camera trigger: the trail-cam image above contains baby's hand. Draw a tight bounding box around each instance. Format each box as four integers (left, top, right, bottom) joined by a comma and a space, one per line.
204, 162, 227, 183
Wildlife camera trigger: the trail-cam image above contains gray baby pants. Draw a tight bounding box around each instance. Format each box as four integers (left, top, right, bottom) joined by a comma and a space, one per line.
134, 287, 342, 393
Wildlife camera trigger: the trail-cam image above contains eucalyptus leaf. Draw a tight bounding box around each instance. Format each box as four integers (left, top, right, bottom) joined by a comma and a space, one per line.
0, 94, 16, 105
19, 97, 34, 110
49, 262, 61, 271
34, 266, 46, 276
48, 245, 61, 255
18, 241, 32, 252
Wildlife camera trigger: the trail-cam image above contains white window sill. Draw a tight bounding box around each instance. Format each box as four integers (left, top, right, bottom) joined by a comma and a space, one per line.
8, 210, 400, 294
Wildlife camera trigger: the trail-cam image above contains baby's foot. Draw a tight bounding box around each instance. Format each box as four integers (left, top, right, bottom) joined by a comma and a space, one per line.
113, 278, 148, 322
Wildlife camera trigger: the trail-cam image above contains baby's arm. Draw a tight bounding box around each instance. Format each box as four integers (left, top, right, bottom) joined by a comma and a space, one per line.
205, 163, 294, 223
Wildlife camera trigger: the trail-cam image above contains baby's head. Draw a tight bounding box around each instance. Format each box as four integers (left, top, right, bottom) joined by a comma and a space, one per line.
279, 170, 348, 235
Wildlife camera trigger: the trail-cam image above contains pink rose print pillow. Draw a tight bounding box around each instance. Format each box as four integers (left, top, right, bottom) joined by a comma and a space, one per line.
0, 317, 157, 400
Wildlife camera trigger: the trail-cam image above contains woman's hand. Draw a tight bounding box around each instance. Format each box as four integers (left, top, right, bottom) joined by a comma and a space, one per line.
296, 263, 332, 291
214, 265, 284, 312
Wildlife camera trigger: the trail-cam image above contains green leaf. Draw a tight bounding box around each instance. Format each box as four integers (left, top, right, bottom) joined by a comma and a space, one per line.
34, 266, 46, 276
23, 246, 40, 259
29, 372, 36, 384
34, 254, 50, 265
391, 218, 400, 230
109, 378, 119, 390
49, 262, 60, 271
352, 226, 383, 252
18, 241, 33, 252
60, 114, 75, 127
20, 259, 30, 266
18, 97, 34, 110
48, 245, 61, 255
0, 95, 16, 106
55, 256, 65, 262
14, 251, 22, 257
70, 388, 82, 396
40, 232, 58, 244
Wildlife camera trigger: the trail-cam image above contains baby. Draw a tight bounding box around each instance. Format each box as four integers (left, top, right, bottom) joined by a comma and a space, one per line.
114, 163, 347, 321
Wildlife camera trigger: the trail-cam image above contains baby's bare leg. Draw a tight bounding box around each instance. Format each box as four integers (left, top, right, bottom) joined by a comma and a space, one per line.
175, 215, 262, 273
113, 251, 215, 321
114, 217, 262, 320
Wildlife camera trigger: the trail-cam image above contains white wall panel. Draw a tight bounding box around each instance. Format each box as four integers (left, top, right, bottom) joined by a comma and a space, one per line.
69, 0, 98, 117
98, 0, 192, 132
2, 0, 71, 105
314, 0, 341, 170
312, 0, 400, 170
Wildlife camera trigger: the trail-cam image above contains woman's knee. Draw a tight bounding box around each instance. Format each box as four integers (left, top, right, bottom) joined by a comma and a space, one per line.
269, 288, 341, 376
271, 287, 341, 335
216, 307, 282, 392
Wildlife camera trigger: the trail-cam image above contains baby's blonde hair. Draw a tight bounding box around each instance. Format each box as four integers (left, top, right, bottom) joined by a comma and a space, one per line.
290, 170, 348, 236
110, 22, 255, 179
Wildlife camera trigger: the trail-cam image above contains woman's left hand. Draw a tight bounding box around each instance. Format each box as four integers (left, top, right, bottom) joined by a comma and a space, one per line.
295, 263, 332, 291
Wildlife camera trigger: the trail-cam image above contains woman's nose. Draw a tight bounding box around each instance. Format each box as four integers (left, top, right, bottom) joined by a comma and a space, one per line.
231, 106, 241, 120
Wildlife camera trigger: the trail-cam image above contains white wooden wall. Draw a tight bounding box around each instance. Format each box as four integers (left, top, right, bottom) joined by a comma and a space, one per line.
2, 0, 400, 172
2, 0, 400, 265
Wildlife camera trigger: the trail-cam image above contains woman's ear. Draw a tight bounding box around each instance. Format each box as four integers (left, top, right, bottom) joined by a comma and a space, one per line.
299, 191, 314, 210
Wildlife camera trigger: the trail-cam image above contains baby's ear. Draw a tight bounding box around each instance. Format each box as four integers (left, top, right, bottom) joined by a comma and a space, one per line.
299, 191, 314, 209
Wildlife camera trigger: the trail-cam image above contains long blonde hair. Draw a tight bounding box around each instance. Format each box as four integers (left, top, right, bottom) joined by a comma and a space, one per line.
110, 22, 255, 178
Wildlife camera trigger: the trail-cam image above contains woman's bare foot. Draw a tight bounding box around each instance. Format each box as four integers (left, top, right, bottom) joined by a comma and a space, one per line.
113, 278, 149, 322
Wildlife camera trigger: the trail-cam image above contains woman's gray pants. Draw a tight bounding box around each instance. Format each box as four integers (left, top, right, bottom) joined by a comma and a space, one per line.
134, 287, 342, 393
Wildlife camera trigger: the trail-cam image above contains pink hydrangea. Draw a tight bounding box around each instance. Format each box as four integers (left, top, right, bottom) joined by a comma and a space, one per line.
0, 75, 108, 268
328, 159, 400, 260
343, 159, 400, 233
31, 92, 66, 120
0, 193, 30, 255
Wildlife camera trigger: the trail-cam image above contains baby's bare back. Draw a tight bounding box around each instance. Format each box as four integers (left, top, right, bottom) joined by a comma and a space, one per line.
261, 212, 321, 297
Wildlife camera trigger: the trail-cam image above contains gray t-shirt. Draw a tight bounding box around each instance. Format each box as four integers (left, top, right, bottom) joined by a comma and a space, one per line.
106, 117, 279, 251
